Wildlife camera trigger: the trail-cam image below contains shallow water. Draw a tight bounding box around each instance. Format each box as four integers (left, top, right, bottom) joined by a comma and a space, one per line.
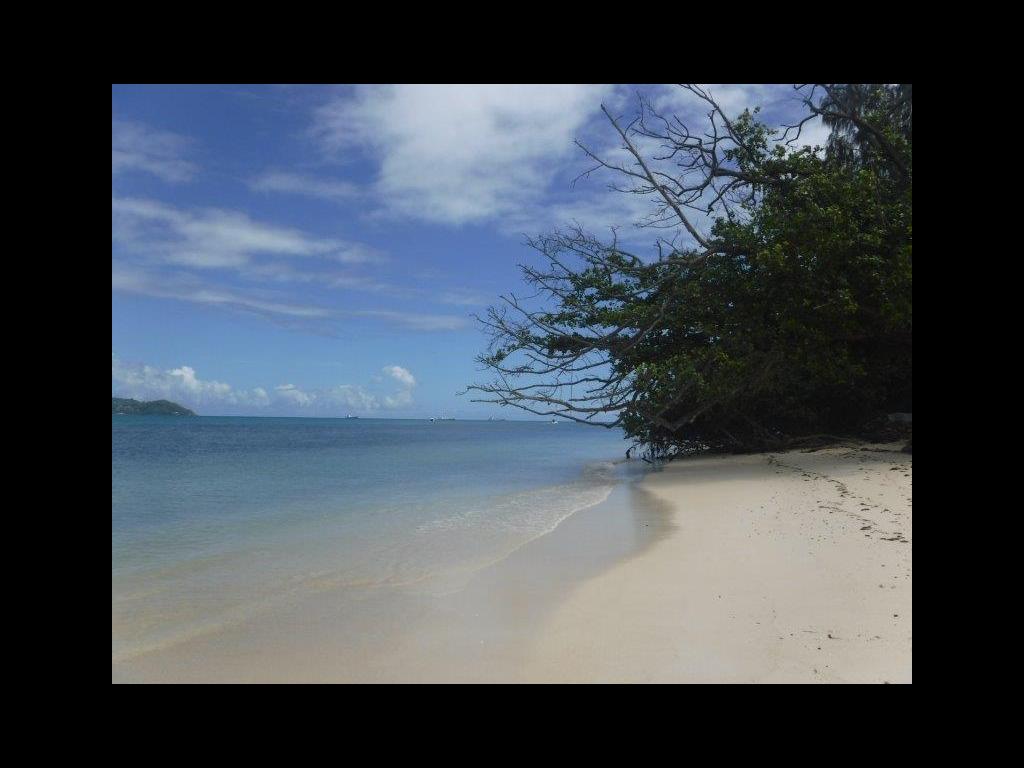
112, 416, 632, 670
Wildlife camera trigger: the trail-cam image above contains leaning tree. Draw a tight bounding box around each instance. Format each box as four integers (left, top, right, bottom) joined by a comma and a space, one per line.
467, 84, 912, 457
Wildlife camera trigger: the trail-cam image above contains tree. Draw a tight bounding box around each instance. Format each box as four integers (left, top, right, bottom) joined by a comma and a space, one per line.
468, 84, 912, 457
786, 84, 912, 177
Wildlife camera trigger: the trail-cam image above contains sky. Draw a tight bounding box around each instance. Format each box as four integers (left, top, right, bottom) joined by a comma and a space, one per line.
112, 84, 828, 418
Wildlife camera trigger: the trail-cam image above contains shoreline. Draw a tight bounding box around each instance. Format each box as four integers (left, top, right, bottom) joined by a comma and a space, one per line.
112, 457, 658, 683
519, 442, 912, 683
112, 442, 911, 683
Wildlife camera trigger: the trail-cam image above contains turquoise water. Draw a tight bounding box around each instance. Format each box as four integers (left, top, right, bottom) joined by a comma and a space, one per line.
112, 416, 628, 661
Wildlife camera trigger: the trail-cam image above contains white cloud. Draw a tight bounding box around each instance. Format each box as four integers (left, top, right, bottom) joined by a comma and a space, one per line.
112, 266, 333, 319
313, 84, 613, 226
272, 382, 382, 411
113, 355, 419, 415
274, 383, 314, 407
170, 365, 232, 397
384, 390, 413, 408
382, 365, 416, 408
250, 171, 361, 205
113, 266, 466, 334
383, 365, 416, 388
112, 196, 345, 270
329, 384, 380, 411
112, 354, 269, 408
112, 197, 422, 327
112, 119, 197, 182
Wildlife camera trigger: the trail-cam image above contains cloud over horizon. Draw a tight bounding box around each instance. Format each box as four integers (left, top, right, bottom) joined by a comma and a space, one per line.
112, 354, 420, 415
113, 84, 836, 417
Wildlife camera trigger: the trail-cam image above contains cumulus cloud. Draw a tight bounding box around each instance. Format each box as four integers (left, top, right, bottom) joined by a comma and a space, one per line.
112, 119, 197, 182
112, 354, 269, 408
382, 365, 416, 408
382, 365, 416, 388
382, 366, 413, 387
274, 383, 314, 407
330, 384, 380, 411
384, 391, 412, 408
112, 354, 419, 415
307, 84, 795, 242
313, 84, 613, 226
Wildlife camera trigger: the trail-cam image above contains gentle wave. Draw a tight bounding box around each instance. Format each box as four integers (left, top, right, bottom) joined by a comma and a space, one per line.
112, 460, 622, 662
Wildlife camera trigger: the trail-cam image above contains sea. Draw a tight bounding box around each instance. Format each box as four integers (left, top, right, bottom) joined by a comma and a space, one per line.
112, 415, 635, 677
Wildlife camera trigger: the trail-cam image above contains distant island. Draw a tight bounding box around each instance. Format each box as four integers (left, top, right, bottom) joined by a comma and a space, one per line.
112, 397, 196, 416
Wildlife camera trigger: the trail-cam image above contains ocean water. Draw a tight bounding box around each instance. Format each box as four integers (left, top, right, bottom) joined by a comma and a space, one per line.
112, 416, 630, 665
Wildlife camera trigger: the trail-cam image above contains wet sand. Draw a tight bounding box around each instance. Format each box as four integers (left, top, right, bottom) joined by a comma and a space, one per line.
111, 466, 673, 682
113, 443, 911, 683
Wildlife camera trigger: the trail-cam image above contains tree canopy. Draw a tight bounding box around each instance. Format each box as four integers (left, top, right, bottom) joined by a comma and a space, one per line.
469, 84, 912, 457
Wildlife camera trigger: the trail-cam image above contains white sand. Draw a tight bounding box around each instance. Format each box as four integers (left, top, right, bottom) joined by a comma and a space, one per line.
520, 443, 912, 683
113, 443, 911, 683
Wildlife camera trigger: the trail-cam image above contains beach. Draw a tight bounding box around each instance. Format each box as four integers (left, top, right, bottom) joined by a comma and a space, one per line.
113, 418, 911, 683
521, 442, 913, 683
113, 82, 912, 686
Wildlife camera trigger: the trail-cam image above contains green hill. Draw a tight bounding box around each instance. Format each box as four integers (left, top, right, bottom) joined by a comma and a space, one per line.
112, 397, 196, 416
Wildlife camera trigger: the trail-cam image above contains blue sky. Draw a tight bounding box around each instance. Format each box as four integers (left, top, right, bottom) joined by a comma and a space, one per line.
112, 84, 827, 418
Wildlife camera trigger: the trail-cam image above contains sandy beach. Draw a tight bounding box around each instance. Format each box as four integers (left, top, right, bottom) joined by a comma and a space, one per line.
113, 441, 911, 683
522, 442, 912, 683
113, 81, 911, 686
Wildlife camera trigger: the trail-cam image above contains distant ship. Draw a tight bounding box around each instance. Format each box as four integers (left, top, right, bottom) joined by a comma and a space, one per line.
346, 414, 359, 419
432, 412, 455, 422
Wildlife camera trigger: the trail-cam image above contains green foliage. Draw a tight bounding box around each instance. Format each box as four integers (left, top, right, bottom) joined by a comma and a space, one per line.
473, 84, 911, 456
